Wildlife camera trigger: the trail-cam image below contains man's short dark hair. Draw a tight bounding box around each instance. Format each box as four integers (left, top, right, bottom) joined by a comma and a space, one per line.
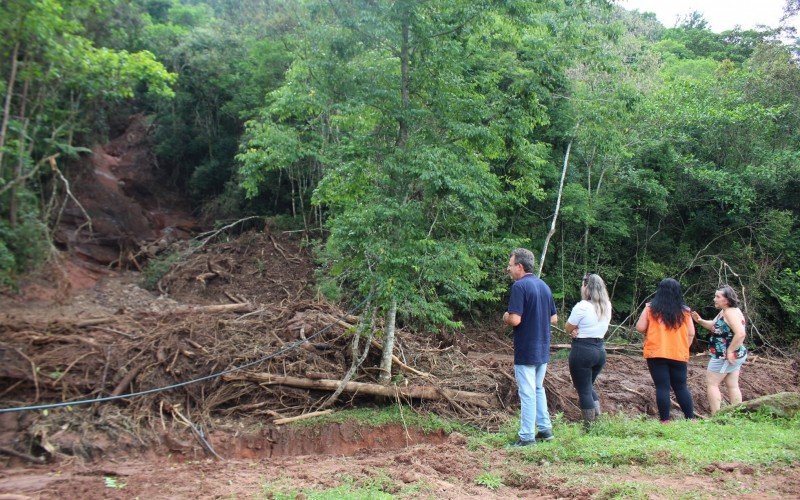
511, 248, 536, 273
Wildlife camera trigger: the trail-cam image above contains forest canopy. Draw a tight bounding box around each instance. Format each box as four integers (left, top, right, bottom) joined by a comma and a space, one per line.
1, 0, 799, 348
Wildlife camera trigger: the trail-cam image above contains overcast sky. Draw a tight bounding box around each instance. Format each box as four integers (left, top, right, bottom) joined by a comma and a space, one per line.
618, 0, 798, 33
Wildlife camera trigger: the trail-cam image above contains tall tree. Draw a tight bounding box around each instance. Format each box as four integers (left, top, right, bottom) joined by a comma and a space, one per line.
238, 0, 599, 372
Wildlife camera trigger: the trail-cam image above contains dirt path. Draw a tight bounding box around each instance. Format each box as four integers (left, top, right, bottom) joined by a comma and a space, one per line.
2, 436, 798, 499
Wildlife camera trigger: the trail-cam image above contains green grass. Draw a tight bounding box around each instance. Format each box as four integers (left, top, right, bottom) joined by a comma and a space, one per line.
260, 407, 799, 498
281, 406, 800, 468
503, 412, 800, 469
288, 404, 478, 436
261, 472, 432, 499
475, 471, 504, 490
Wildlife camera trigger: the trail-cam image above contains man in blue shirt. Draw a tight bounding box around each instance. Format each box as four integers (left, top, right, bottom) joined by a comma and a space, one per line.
503, 248, 558, 446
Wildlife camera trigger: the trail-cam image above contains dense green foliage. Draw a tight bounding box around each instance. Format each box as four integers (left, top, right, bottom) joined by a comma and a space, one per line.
1, 1, 799, 347
0, 0, 175, 284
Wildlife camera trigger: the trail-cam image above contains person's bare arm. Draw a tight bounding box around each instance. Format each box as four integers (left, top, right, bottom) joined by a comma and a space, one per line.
635, 305, 650, 333
565, 321, 579, 339
691, 310, 714, 331
503, 311, 521, 327
550, 314, 558, 325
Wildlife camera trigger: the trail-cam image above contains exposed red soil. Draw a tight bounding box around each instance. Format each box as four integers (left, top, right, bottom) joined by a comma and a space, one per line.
50, 113, 197, 292
2, 433, 799, 499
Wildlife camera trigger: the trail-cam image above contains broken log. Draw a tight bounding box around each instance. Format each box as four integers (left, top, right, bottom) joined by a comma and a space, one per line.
173, 303, 256, 314
273, 409, 333, 425
0, 446, 45, 464
224, 372, 497, 409
111, 364, 145, 397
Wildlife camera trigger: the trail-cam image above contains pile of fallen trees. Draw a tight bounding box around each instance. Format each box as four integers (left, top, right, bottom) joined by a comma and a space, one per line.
0, 296, 516, 459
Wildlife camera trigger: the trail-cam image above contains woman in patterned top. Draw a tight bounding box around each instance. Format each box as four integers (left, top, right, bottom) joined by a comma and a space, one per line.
691, 285, 748, 415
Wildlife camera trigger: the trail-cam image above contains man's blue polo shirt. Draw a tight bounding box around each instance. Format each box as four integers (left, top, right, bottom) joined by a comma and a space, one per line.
508, 273, 556, 365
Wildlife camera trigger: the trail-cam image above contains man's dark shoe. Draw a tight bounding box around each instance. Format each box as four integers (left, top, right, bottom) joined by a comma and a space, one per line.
535, 429, 554, 442
510, 439, 536, 447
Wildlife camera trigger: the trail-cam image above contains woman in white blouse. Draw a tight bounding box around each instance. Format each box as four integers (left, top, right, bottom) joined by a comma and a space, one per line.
565, 273, 612, 427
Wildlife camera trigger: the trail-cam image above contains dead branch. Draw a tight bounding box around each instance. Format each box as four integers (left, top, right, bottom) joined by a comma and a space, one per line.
370, 339, 429, 377
111, 364, 145, 397
13, 348, 39, 402
269, 234, 302, 262
170, 406, 223, 461
0, 154, 58, 196
195, 215, 263, 250
75, 317, 117, 328
225, 372, 498, 408
320, 308, 375, 409
0, 446, 45, 464
50, 157, 93, 235
172, 303, 256, 314
273, 409, 333, 425
195, 272, 218, 286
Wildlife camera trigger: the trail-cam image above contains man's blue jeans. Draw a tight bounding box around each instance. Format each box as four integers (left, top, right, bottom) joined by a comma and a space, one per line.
514, 363, 552, 441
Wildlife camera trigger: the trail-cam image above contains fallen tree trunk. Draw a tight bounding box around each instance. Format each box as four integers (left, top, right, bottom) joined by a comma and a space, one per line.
173, 303, 256, 314
225, 372, 497, 409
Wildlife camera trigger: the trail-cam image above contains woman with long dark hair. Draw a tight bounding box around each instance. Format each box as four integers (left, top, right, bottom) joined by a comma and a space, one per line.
635, 278, 696, 422
692, 285, 747, 414
565, 273, 611, 427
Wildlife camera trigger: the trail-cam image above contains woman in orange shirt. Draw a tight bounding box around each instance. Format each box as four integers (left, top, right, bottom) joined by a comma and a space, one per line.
635, 278, 696, 422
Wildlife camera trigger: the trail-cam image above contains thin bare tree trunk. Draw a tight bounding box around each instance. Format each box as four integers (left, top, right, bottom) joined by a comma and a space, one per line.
320, 303, 375, 408
583, 146, 595, 269
397, 15, 409, 148
378, 297, 397, 385
538, 139, 573, 276
9, 72, 29, 227
0, 41, 20, 177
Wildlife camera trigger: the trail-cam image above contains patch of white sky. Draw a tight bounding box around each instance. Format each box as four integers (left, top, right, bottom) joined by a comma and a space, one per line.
618, 0, 799, 33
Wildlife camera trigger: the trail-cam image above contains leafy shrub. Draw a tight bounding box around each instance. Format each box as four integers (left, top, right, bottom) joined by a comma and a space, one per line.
0, 216, 49, 288
140, 251, 181, 290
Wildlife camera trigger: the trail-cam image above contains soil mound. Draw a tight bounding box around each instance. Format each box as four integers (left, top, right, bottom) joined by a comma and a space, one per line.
156, 227, 313, 306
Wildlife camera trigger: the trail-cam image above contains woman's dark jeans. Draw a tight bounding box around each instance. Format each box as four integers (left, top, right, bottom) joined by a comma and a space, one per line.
646, 357, 694, 421
568, 338, 606, 410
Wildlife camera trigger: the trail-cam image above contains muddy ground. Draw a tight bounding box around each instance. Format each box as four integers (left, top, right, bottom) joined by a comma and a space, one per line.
1, 229, 799, 499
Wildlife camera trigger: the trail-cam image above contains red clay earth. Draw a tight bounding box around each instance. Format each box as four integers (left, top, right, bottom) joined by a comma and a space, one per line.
1, 427, 799, 499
